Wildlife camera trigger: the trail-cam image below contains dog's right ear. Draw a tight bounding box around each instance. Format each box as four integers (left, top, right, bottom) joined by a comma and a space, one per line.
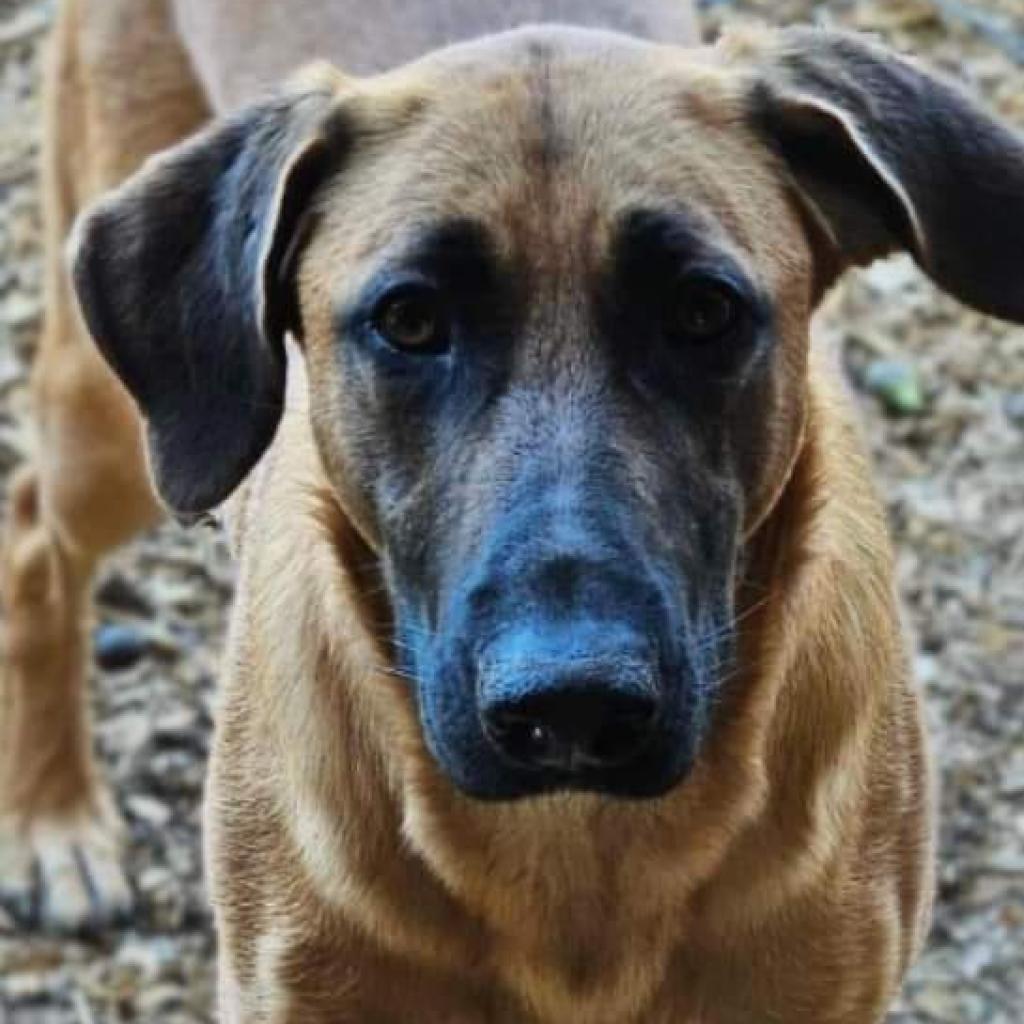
70, 65, 351, 515
737, 27, 1024, 322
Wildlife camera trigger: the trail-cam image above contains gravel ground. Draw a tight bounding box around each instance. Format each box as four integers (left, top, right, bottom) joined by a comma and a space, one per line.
0, 0, 1022, 1021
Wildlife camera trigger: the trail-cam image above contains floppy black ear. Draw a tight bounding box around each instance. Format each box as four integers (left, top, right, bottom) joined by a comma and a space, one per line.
70, 66, 349, 514
744, 27, 1024, 323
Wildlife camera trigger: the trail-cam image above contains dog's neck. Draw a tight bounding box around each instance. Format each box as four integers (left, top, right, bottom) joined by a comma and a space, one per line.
229, 375, 887, 1019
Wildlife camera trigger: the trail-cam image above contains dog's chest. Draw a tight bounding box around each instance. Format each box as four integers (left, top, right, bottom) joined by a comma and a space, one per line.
239, 929, 721, 1024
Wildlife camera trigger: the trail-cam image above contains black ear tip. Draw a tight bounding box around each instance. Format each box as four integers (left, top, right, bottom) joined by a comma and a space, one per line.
145, 394, 284, 516
148, 445, 258, 518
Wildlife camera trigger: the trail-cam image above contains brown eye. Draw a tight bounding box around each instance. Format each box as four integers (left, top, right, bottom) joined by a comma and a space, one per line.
374, 285, 448, 353
668, 275, 742, 343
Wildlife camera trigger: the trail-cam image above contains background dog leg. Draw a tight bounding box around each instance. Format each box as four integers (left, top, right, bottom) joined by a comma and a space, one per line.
0, 0, 208, 932
0, 466, 131, 929
0, 351, 162, 931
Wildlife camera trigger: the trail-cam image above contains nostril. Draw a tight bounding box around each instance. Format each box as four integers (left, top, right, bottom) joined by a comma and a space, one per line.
483, 708, 565, 770
585, 698, 658, 767
481, 688, 659, 772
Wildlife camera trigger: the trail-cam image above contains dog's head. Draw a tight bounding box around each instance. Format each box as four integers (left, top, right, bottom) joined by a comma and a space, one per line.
72, 27, 1024, 800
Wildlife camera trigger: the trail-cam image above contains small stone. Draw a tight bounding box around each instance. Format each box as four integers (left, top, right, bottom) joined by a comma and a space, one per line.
126, 794, 173, 829
3, 966, 68, 1001
94, 623, 149, 671
138, 982, 187, 1016
146, 627, 184, 663
1003, 392, 1024, 425
116, 935, 183, 977
0, 8, 49, 47
863, 358, 926, 416
860, 254, 921, 295
0, 292, 41, 330
978, 850, 1024, 876
95, 573, 155, 617
138, 868, 187, 931
153, 705, 198, 737
97, 707, 151, 751
910, 981, 964, 1018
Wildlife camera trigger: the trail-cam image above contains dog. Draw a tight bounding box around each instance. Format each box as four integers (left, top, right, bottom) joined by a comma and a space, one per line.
2, 0, 1024, 1019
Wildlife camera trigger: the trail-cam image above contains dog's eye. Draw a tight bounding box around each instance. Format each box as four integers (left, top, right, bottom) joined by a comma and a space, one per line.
666, 274, 742, 343
373, 284, 449, 354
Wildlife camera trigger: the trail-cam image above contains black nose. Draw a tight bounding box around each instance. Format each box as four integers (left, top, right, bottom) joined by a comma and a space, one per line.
481, 684, 659, 772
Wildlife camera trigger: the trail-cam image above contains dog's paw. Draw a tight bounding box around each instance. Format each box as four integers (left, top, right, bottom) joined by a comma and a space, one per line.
0, 798, 132, 933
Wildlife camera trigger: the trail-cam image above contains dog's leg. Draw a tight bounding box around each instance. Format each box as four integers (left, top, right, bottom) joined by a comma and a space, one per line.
0, 0, 208, 932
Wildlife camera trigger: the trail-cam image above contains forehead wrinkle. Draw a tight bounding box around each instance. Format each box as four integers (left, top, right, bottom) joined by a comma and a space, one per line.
477, 130, 604, 309
523, 41, 569, 174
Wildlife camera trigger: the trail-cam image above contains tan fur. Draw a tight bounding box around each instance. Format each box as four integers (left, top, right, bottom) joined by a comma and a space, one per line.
0, 3, 939, 1021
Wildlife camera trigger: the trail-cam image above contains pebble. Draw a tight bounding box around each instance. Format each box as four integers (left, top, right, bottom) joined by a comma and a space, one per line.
93, 623, 150, 672
95, 572, 155, 618
0, 292, 40, 330
126, 794, 173, 829
863, 358, 927, 415
1003, 391, 1024, 425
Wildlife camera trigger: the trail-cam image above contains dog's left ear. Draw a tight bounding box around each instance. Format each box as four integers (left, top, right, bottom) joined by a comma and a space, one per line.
741, 27, 1024, 322
70, 65, 351, 515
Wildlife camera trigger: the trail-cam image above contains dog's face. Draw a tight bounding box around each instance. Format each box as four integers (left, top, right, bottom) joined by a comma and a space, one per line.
301, 33, 810, 798
73, 27, 1024, 799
